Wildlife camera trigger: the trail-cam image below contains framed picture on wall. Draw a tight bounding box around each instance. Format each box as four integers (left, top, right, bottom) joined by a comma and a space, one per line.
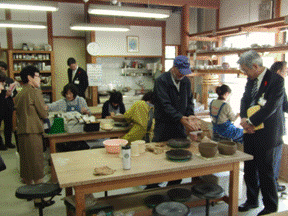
127, 36, 139, 52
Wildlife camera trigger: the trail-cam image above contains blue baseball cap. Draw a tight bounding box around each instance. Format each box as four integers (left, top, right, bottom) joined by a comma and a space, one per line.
173, 55, 191, 75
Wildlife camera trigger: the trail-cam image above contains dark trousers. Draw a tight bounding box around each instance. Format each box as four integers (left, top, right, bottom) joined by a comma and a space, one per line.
273, 144, 283, 181
0, 108, 13, 146
243, 135, 278, 212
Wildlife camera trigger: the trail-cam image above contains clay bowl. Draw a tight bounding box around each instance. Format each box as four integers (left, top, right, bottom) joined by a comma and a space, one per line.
198, 142, 218, 158
218, 141, 237, 155
112, 115, 126, 122
167, 138, 191, 148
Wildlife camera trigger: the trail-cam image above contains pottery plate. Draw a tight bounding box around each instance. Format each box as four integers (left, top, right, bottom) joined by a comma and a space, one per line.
166, 149, 192, 162
167, 138, 191, 148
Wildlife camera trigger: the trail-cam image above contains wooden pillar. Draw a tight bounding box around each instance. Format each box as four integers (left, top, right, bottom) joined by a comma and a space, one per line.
180, 4, 189, 56
47, 12, 53, 50
5, 9, 13, 50
216, 8, 220, 30
275, 0, 281, 18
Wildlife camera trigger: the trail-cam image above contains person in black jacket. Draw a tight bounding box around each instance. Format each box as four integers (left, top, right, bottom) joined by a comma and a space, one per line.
67, 57, 88, 98
0, 61, 17, 150
102, 90, 125, 119
149, 55, 200, 188
270, 61, 288, 193
238, 51, 283, 215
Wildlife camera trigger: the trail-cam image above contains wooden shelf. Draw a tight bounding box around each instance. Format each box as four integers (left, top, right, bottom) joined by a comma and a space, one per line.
95, 55, 162, 58
188, 45, 288, 57
11, 50, 52, 54
13, 59, 51, 61
189, 69, 243, 75
12, 71, 52, 73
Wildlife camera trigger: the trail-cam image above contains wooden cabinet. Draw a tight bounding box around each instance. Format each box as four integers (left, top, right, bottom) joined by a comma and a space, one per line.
7, 50, 56, 102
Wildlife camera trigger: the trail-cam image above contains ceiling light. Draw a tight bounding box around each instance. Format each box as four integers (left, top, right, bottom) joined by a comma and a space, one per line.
0, 21, 47, 29
70, 23, 130, 32
0, 1, 59, 12
88, 5, 170, 19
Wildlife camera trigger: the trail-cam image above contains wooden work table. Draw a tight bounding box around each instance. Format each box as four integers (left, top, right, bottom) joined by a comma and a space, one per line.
51, 142, 253, 216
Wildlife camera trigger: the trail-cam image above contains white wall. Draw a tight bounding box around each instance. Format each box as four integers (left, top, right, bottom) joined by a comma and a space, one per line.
281, 0, 288, 16
189, 8, 198, 34
11, 10, 48, 49
52, 3, 85, 37
0, 10, 7, 49
166, 11, 181, 45
220, 0, 262, 28
93, 26, 162, 56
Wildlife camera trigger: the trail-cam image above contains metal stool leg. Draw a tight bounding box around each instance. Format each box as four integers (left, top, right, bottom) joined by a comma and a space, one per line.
206, 199, 210, 216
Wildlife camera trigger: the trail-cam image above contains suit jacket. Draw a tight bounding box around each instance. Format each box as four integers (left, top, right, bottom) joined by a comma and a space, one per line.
240, 69, 284, 149
14, 84, 48, 135
68, 67, 88, 98
0, 77, 17, 112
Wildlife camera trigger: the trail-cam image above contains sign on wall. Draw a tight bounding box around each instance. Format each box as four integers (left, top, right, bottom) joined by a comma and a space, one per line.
87, 64, 102, 86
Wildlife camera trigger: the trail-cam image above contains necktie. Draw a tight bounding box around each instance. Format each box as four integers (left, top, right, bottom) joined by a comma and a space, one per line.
250, 78, 258, 106
251, 78, 258, 99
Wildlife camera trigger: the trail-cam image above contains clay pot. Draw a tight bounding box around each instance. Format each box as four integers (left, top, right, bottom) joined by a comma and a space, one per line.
198, 142, 218, 158
218, 141, 237, 155
112, 115, 126, 122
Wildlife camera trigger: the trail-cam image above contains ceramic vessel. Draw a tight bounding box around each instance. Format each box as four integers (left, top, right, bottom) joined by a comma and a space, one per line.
218, 141, 237, 155
198, 142, 218, 158
112, 115, 126, 122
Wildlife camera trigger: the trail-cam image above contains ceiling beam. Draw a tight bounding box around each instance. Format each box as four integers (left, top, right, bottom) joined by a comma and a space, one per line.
43, 0, 220, 9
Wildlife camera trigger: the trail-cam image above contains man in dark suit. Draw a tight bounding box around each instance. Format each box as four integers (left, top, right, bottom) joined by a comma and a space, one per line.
0, 61, 17, 150
238, 50, 284, 215
67, 57, 88, 98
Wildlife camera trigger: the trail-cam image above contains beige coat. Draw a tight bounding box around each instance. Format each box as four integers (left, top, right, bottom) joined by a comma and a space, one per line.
15, 84, 47, 134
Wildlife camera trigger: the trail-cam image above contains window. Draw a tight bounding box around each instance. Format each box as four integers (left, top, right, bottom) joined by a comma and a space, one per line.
165, 45, 178, 72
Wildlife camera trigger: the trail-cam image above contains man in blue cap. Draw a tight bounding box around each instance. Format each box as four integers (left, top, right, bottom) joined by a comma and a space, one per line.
153, 55, 199, 143
148, 55, 199, 188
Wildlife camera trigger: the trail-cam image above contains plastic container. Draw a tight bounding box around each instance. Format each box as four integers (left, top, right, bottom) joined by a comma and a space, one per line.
122, 145, 131, 170
103, 139, 128, 154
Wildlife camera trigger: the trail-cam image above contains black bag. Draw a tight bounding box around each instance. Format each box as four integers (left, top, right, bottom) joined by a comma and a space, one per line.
0, 155, 6, 172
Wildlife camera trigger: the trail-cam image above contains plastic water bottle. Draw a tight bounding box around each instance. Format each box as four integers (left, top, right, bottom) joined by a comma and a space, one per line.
122, 145, 131, 170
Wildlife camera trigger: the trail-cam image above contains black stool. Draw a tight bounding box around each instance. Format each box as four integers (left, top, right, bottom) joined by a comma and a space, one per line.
191, 183, 224, 216
15, 183, 62, 216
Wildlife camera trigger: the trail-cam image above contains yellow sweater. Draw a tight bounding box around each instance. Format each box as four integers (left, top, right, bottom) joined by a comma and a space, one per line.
122, 100, 154, 144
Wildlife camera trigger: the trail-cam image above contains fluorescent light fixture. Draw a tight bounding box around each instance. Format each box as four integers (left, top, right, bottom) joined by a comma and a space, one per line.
0, 20, 47, 29
88, 5, 170, 19
70, 23, 130, 32
0, 0, 59, 12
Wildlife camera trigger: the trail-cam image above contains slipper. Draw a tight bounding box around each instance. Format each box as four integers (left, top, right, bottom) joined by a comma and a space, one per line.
34, 200, 55, 208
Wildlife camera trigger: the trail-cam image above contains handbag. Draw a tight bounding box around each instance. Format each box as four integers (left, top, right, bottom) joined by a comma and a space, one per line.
0, 155, 6, 172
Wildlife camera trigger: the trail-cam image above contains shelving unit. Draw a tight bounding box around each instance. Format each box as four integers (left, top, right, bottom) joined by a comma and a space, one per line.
121, 68, 152, 76
7, 50, 56, 102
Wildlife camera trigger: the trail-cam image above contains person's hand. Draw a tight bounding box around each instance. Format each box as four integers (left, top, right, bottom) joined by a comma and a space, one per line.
240, 118, 255, 134
44, 105, 48, 111
180, 116, 201, 132
189, 133, 198, 141
105, 116, 113, 119
110, 112, 115, 117
6, 89, 12, 97
81, 107, 89, 115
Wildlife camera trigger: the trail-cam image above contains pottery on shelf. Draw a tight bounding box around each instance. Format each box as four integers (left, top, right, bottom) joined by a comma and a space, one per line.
218, 141, 237, 155
198, 142, 218, 158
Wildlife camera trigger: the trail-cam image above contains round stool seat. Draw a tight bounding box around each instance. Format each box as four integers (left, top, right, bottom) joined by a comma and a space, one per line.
154, 201, 190, 216
191, 183, 224, 199
16, 183, 62, 200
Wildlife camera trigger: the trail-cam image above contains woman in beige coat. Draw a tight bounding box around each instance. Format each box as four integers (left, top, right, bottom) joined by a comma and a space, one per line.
15, 66, 48, 186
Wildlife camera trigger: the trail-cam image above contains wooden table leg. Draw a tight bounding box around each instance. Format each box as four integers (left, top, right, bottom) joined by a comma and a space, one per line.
229, 162, 240, 216
65, 187, 73, 216
51, 159, 58, 183
75, 188, 86, 216
50, 138, 56, 153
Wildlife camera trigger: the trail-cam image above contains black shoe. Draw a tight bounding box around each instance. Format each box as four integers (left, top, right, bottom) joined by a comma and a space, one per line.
277, 184, 286, 192
238, 202, 259, 212
6, 143, 15, 149
0, 144, 7, 151
257, 208, 276, 215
